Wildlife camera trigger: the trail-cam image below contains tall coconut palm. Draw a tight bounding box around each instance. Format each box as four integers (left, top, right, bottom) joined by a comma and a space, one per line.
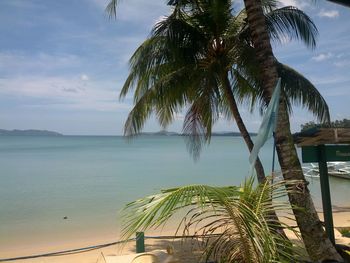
242, 0, 342, 260
110, 0, 328, 185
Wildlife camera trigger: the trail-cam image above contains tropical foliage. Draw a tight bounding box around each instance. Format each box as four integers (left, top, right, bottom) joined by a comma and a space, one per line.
122, 177, 301, 262
301, 118, 350, 132
111, 0, 329, 161
105, 0, 339, 260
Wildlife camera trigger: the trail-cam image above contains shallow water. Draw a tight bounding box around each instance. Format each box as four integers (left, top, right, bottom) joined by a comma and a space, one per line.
0, 135, 349, 254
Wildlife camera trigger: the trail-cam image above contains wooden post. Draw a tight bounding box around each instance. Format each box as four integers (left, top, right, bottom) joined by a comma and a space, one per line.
136, 232, 145, 253
317, 145, 335, 245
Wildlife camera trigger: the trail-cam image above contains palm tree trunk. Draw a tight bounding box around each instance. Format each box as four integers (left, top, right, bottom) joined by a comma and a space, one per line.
221, 76, 266, 183
242, 0, 342, 261
222, 75, 290, 240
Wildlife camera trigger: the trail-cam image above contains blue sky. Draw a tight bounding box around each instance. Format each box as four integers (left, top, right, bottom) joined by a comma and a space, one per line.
0, 0, 349, 135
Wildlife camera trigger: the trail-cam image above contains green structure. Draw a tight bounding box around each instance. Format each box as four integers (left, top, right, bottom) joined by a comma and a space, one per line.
136, 232, 145, 253
295, 128, 350, 245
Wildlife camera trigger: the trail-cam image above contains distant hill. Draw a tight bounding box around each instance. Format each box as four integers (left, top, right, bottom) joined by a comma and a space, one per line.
139, 131, 179, 136
212, 131, 258, 137
139, 131, 257, 137
300, 119, 350, 132
0, 129, 63, 136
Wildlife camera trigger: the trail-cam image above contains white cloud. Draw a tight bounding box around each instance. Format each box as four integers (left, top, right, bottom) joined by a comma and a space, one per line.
4, 0, 43, 10
80, 74, 89, 81
318, 9, 339, 18
62, 87, 79, 93
0, 76, 129, 112
334, 60, 350, 68
323, 86, 350, 97
0, 47, 135, 113
89, 0, 109, 10
0, 52, 81, 76
278, 0, 309, 9
89, 0, 169, 24
311, 52, 332, 62
279, 0, 298, 6
311, 74, 350, 97
336, 53, 346, 58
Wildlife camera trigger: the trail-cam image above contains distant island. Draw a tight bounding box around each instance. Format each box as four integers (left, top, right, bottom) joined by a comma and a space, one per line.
139, 131, 257, 137
139, 131, 180, 136
0, 129, 257, 137
0, 129, 63, 136
300, 118, 350, 132
211, 131, 258, 137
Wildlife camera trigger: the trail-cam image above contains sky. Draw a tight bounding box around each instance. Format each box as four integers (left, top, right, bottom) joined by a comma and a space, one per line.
0, 0, 349, 135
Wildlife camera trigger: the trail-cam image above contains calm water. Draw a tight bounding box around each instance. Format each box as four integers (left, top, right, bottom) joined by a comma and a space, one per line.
0, 136, 349, 253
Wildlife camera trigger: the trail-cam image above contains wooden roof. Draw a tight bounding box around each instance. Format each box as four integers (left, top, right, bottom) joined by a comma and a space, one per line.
294, 128, 350, 146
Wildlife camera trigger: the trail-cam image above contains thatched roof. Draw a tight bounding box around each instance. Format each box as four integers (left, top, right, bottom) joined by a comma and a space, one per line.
294, 128, 350, 146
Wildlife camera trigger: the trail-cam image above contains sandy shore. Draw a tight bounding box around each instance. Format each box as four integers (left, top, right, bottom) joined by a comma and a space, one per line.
0, 227, 205, 263
1, 211, 349, 263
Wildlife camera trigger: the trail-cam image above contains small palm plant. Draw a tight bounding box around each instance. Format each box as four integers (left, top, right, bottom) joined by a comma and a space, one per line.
121, 177, 302, 262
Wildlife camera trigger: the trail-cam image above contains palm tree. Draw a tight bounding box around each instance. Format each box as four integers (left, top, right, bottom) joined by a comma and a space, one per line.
110, 0, 329, 185
122, 177, 301, 262
242, 0, 342, 260
107, 1, 339, 259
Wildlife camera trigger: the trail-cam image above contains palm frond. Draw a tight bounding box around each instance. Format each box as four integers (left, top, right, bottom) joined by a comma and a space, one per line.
229, 68, 261, 112
122, 184, 240, 239
123, 89, 154, 136
121, 177, 303, 262
182, 102, 212, 161
277, 62, 330, 123
183, 104, 207, 161
106, 0, 119, 19
118, 0, 322, 162
265, 6, 318, 49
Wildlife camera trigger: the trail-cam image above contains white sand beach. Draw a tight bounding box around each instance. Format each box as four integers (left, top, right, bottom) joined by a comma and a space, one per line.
2, 210, 349, 263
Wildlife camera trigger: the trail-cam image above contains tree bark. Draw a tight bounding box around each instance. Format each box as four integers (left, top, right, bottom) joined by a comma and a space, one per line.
222, 74, 290, 241
242, 0, 342, 261
221, 76, 266, 183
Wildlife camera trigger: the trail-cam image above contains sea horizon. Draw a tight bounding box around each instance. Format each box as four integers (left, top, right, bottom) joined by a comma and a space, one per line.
0, 128, 259, 137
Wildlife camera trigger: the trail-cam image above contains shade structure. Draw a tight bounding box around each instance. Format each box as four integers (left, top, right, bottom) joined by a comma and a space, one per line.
294, 128, 350, 146
294, 128, 350, 245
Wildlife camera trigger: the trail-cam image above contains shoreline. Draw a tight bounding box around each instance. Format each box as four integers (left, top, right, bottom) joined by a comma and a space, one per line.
1, 210, 349, 263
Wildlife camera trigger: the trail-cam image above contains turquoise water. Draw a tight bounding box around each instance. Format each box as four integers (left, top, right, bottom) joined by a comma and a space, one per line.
0, 136, 349, 254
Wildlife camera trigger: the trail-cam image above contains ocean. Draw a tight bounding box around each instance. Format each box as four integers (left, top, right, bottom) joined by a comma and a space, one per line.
0, 135, 349, 255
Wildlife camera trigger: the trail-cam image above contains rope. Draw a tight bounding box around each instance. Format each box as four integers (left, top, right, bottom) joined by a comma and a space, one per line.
0, 239, 135, 262
0, 234, 219, 262
145, 233, 221, 239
